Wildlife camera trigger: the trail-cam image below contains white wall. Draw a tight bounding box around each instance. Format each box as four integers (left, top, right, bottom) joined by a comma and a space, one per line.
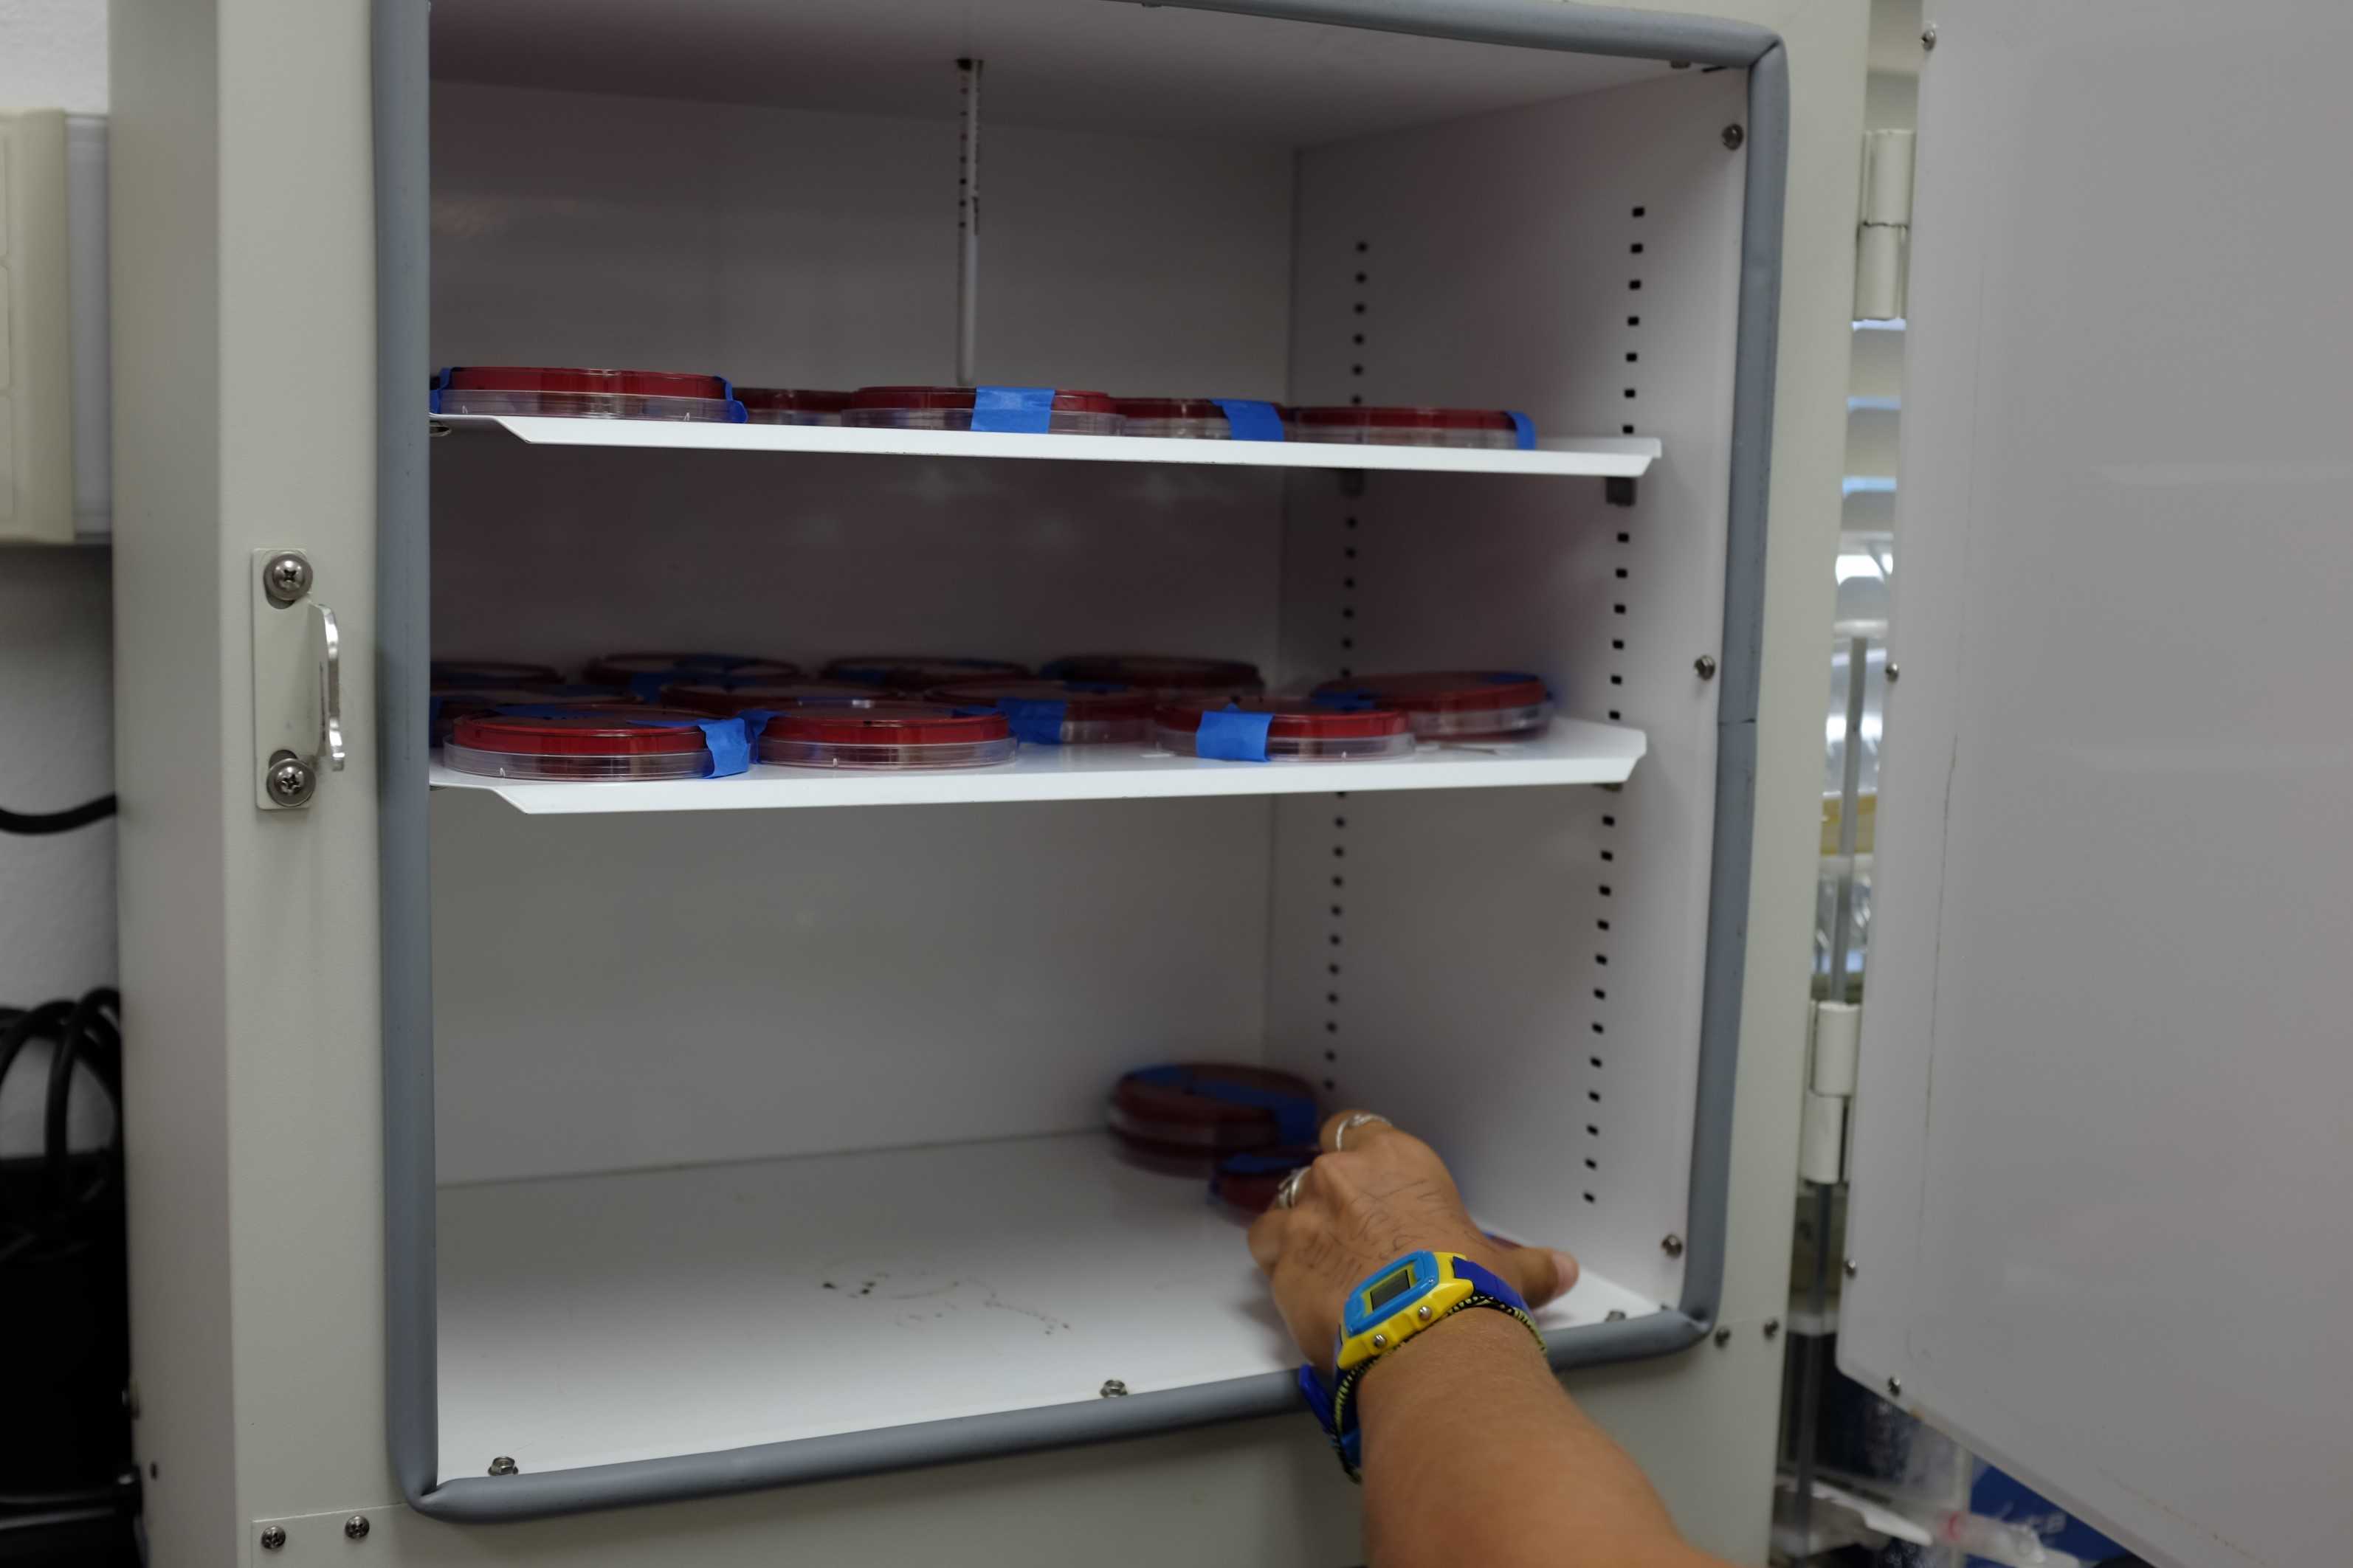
0, 0, 111, 1149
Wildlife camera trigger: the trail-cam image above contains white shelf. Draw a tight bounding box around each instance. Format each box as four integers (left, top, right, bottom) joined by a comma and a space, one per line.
433, 413, 1661, 479
429, 722, 1646, 815
436, 1130, 1664, 1478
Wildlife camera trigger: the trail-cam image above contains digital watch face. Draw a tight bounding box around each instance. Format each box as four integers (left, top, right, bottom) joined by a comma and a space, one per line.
1364, 1265, 1417, 1313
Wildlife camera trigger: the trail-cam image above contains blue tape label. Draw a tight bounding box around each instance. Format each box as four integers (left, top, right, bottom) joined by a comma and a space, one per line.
971, 385, 1057, 435
1196, 708, 1273, 762
695, 718, 751, 777
1506, 410, 1537, 450
1130, 1066, 1317, 1144
998, 697, 1071, 746
1213, 398, 1286, 442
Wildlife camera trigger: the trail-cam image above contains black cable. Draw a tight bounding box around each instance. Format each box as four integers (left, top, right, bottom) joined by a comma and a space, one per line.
0, 795, 117, 835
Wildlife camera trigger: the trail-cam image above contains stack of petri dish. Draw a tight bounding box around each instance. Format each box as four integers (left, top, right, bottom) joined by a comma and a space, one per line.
1310, 671, 1553, 740
443, 707, 745, 781
928, 679, 1156, 746
1288, 405, 1525, 449
756, 702, 1016, 770
430, 366, 745, 423
1154, 694, 1416, 762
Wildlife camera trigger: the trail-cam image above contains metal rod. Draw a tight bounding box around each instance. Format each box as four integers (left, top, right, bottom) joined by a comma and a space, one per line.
955, 58, 983, 386
1826, 635, 1868, 1001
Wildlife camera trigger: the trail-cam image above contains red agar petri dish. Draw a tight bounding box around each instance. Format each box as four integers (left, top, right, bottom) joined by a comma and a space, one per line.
1210, 1147, 1322, 1213
444, 706, 728, 781
1288, 405, 1520, 449
821, 655, 1030, 690
1114, 398, 1233, 440
1106, 1064, 1321, 1158
929, 679, 1157, 745
758, 702, 1016, 770
662, 680, 892, 715
1310, 671, 1554, 740
430, 659, 565, 688
428, 685, 630, 747
581, 653, 797, 688
841, 386, 1123, 435
1154, 695, 1416, 761
737, 387, 852, 425
1038, 655, 1264, 695
433, 366, 740, 423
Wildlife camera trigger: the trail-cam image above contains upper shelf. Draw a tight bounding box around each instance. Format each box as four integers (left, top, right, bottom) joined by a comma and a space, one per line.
432, 415, 1662, 479
430, 722, 1647, 816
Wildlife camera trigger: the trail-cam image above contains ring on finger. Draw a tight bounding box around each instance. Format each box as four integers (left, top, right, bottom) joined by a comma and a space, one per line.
1333, 1111, 1392, 1150
1274, 1166, 1311, 1209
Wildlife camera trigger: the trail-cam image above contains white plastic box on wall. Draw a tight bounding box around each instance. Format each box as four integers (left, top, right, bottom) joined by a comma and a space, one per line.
0, 109, 107, 542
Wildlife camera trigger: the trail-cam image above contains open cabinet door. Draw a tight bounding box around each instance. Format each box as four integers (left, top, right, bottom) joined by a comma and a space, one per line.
1840, 4, 2353, 1566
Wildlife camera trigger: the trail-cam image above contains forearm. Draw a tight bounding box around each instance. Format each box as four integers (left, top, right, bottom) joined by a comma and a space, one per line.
1357, 1311, 1726, 1568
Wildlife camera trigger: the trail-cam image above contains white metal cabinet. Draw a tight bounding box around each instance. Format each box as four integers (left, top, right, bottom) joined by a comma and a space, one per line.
1842, 4, 2353, 1566
109, 0, 1869, 1561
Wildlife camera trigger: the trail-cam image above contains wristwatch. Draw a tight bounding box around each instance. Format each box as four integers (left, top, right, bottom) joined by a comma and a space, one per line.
1295, 1249, 1546, 1479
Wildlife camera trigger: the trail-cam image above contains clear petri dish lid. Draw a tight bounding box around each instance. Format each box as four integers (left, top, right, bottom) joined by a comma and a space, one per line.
449, 705, 716, 757
761, 702, 1010, 746
928, 678, 1155, 720
847, 385, 1118, 417
662, 680, 893, 715
1106, 1064, 1321, 1154
430, 684, 630, 742
438, 365, 731, 401
1112, 397, 1228, 421
821, 655, 1031, 688
1311, 671, 1554, 739
581, 652, 793, 687
737, 387, 851, 415
1289, 404, 1517, 435
1038, 654, 1265, 693
430, 659, 565, 688
1157, 694, 1409, 740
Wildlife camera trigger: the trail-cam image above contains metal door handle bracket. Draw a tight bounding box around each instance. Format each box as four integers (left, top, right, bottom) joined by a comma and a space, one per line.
251, 548, 346, 809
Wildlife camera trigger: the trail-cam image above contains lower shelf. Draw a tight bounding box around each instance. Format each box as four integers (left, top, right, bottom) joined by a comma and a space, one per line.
435, 1131, 1661, 1479
427, 722, 1646, 815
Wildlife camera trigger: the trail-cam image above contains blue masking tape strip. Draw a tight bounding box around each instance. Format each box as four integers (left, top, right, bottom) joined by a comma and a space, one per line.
1506, 410, 1537, 450
998, 697, 1070, 746
971, 385, 1057, 435
1310, 688, 1379, 711
1213, 398, 1286, 442
694, 718, 750, 777
735, 709, 782, 747
717, 376, 749, 424
1129, 1066, 1317, 1144
1196, 708, 1273, 763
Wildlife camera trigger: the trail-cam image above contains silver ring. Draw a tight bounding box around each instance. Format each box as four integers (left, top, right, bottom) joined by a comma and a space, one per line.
1333, 1111, 1392, 1150
1274, 1167, 1311, 1209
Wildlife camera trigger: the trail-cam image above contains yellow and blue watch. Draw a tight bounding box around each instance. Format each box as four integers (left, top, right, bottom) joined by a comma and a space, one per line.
1295, 1250, 1546, 1479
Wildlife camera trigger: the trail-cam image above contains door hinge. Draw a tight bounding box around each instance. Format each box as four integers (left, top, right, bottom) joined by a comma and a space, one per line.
1799, 999, 1861, 1184
1854, 129, 1915, 322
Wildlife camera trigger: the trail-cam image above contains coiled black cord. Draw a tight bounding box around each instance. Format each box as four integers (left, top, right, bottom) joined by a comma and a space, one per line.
0, 796, 117, 836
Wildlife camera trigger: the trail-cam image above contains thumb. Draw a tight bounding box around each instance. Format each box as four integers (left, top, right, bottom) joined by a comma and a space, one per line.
1494, 1244, 1579, 1309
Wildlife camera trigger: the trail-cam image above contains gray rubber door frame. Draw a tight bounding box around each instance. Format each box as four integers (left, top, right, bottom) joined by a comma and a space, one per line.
372, 0, 1786, 1523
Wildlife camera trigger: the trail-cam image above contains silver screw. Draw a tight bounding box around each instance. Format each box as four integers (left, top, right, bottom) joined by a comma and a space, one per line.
488, 1456, 519, 1477
1763, 1318, 1781, 1339
1921, 23, 1937, 49
262, 551, 312, 608
1885, 662, 1901, 682
1604, 1308, 1627, 1322
1661, 1234, 1685, 1258
1416, 1305, 1431, 1321
1372, 1333, 1388, 1349
345, 1514, 371, 1540
1887, 1375, 1904, 1398
1098, 1379, 1128, 1398
1721, 124, 1746, 151
266, 751, 316, 808
260, 1526, 288, 1551
1713, 1326, 1732, 1347
1694, 654, 1718, 680
1844, 1258, 1859, 1279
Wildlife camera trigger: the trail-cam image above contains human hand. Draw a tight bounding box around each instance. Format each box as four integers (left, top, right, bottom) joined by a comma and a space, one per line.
1245, 1108, 1579, 1372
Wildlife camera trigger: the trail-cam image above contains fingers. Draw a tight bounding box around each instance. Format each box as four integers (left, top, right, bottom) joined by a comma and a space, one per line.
1317, 1108, 1398, 1153
1245, 1205, 1290, 1275
1495, 1243, 1579, 1308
